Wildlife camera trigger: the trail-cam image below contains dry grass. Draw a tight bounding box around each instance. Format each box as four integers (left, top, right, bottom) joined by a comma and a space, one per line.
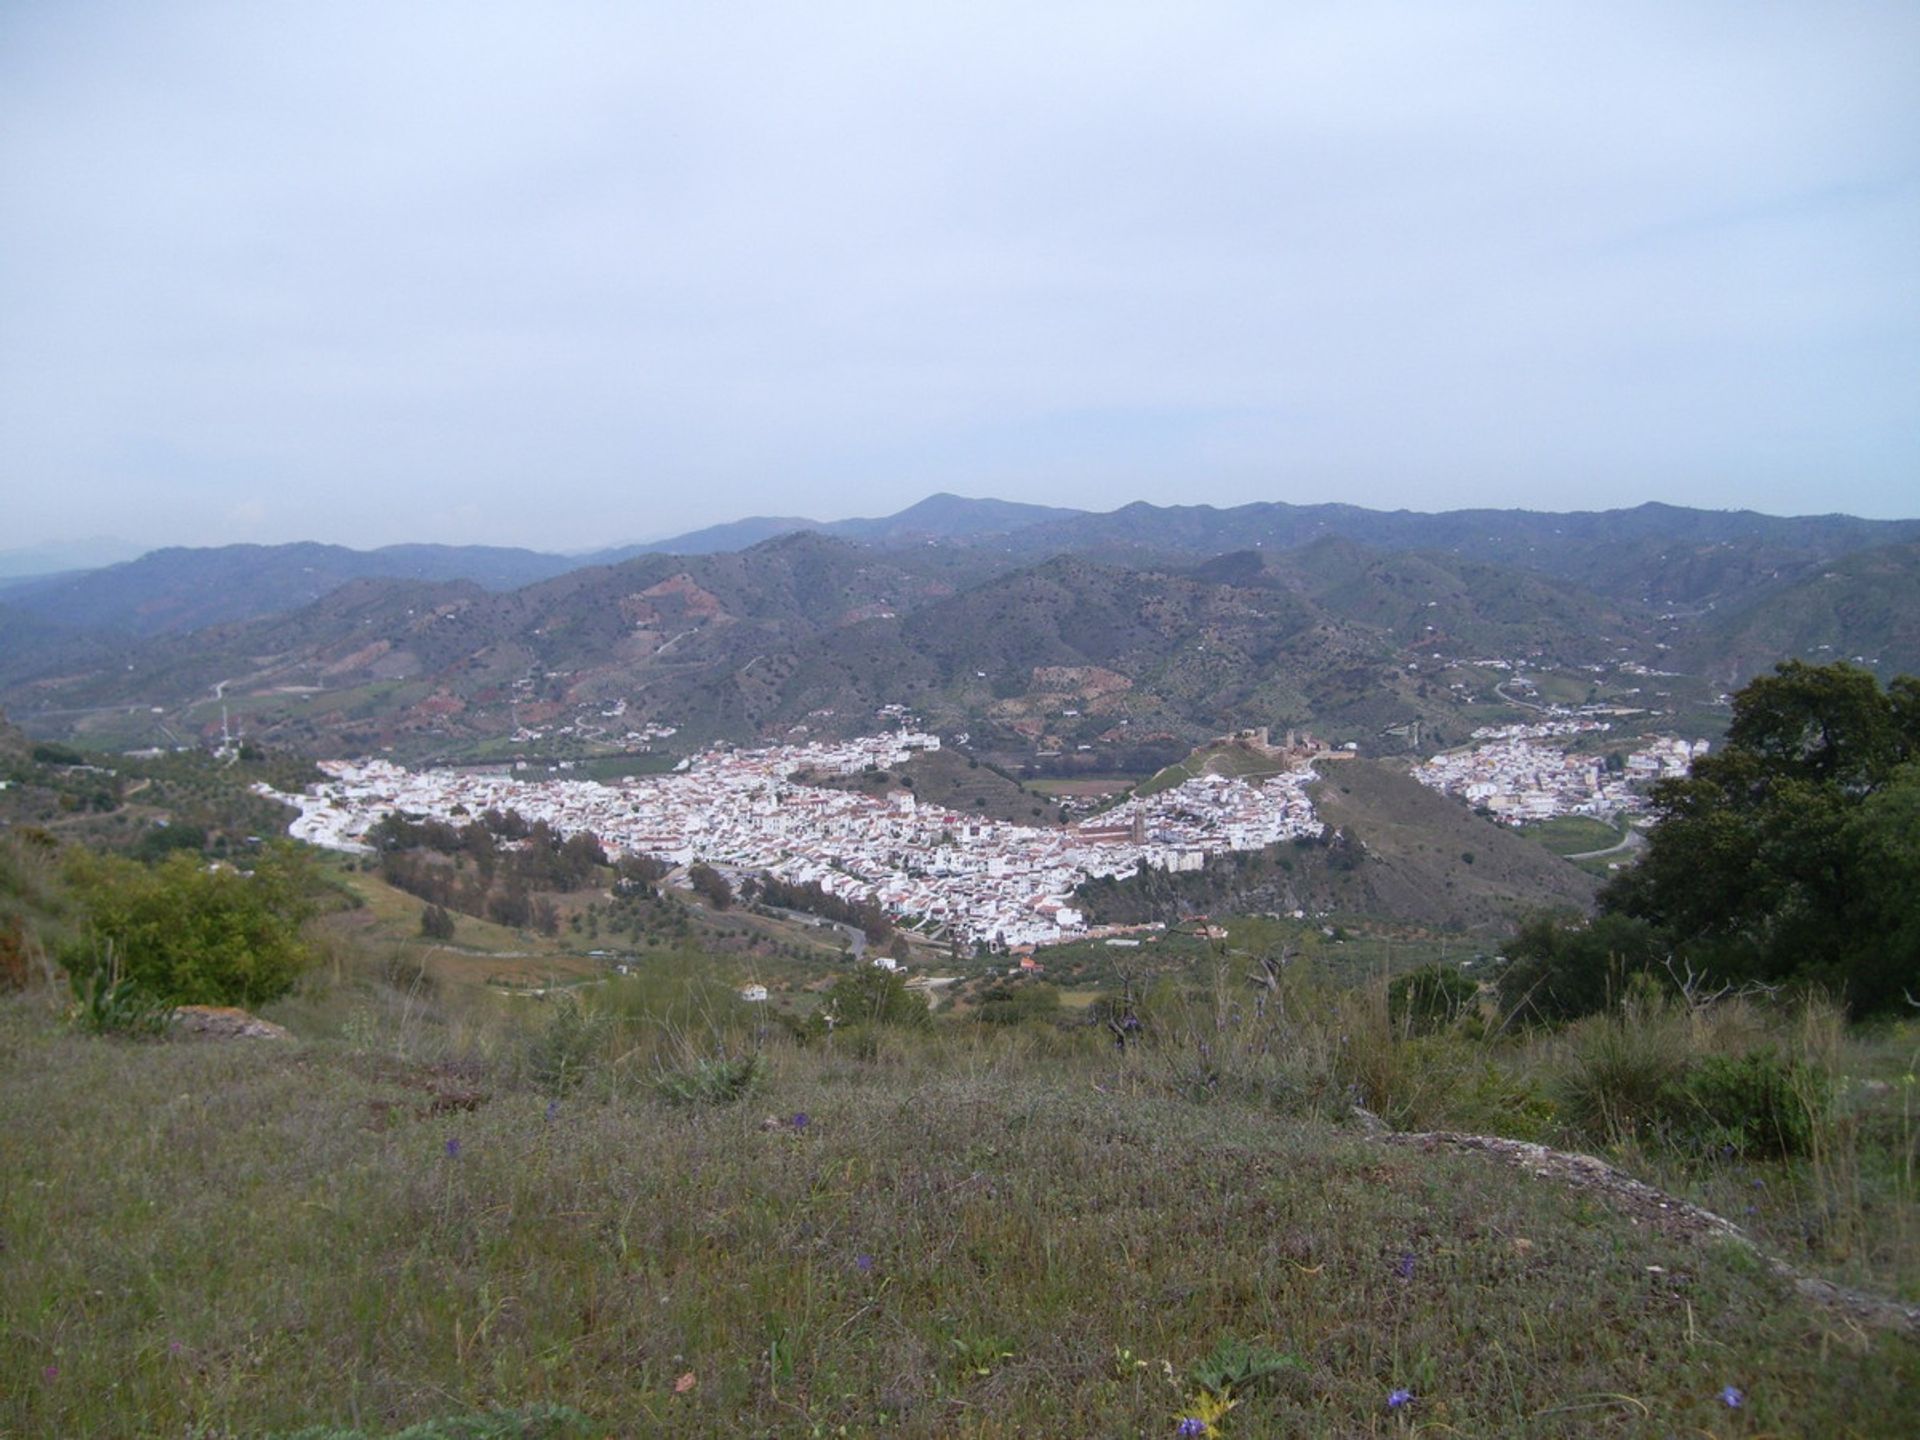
5, 971, 1919, 1437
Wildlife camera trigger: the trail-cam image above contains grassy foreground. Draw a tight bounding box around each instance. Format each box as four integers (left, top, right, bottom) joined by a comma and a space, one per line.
4, 992, 1917, 1439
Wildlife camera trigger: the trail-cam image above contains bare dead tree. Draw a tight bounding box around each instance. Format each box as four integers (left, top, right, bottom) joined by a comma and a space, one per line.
1664, 954, 1734, 1012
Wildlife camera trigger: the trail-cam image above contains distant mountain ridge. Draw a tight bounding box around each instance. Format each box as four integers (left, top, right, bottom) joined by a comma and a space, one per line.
6, 494, 1917, 763
0, 528, 1682, 761
17, 494, 1915, 648
1, 540, 581, 638
596, 492, 1088, 559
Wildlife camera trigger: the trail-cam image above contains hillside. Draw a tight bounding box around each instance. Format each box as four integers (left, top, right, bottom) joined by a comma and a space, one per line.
1000, 499, 1920, 609
1, 534, 952, 755
0, 532, 1722, 768
5, 967, 1916, 1435
19, 494, 1915, 652
6, 497, 1917, 791
0, 541, 579, 638
1078, 760, 1598, 934
1674, 541, 1920, 684
1308, 760, 1602, 929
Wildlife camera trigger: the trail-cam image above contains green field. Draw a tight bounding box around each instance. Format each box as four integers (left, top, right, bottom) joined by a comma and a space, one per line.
1522, 815, 1628, 856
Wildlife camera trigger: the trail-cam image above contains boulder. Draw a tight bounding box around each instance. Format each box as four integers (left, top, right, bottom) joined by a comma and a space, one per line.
172, 1005, 290, 1041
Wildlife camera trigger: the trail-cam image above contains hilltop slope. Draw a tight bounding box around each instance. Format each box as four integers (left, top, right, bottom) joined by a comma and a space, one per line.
1309, 760, 1601, 929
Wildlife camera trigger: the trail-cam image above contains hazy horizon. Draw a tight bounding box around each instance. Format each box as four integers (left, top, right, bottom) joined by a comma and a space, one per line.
8, 487, 1920, 575
5, 2, 1917, 552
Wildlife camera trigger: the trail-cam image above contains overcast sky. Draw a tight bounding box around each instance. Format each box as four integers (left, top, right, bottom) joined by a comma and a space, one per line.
3, 1, 1916, 552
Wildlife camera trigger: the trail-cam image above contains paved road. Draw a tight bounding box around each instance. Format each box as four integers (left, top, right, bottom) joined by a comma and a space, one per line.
1566, 827, 1647, 862
761, 903, 867, 958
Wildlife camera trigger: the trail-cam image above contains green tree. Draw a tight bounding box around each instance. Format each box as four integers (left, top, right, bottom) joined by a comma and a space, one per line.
419, 903, 456, 941
1570, 662, 1920, 1016
818, 965, 930, 1032
688, 862, 733, 910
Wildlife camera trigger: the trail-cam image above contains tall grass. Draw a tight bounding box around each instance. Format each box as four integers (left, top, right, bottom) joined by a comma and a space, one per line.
5, 933, 1918, 1436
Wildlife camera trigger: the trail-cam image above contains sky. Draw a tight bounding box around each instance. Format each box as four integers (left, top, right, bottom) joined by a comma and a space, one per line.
3, 1, 1917, 553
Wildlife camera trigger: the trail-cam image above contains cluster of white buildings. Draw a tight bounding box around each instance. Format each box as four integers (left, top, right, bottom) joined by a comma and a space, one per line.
270, 731, 1324, 948
1413, 727, 1706, 824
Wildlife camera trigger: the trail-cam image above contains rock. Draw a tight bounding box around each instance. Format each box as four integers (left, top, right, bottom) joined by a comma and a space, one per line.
171, 1005, 290, 1041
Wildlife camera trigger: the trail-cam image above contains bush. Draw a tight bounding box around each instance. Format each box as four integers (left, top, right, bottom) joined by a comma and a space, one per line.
66, 941, 173, 1037
975, 982, 1062, 1027
1552, 998, 1830, 1157
815, 966, 930, 1033
688, 862, 733, 910
654, 1050, 765, 1106
1553, 1000, 1690, 1146
1664, 1049, 1828, 1158
62, 845, 317, 1006
1496, 911, 1666, 1023
525, 994, 611, 1095
1388, 964, 1478, 1035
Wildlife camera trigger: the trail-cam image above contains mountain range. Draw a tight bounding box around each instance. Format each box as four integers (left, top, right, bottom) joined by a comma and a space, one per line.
4, 494, 1917, 766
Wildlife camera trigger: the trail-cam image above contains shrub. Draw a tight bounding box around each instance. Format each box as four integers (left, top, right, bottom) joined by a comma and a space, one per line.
62, 845, 317, 1006
1497, 911, 1665, 1023
654, 1050, 765, 1106
1552, 998, 1832, 1157
419, 903, 456, 940
66, 940, 173, 1037
1553, 1002, 1689, 1146
1388, 964, 1478, 1035
1664, 1049, 1828, 1158
0, 918, 29, 993
974, 981, 1062, 1027
815, 966, 931, 1033
688, 862, 733, 909
525, 994, 611, 1095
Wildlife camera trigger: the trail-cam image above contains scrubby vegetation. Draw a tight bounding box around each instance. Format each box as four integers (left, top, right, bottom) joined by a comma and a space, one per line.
6, 888, 1918, 1436
59, 844, 323, 1008
1505, 661, 1920, 1018
4, 665, 1919, 1435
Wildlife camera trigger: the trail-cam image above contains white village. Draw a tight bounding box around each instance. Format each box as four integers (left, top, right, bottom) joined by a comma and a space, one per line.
271, 716, 1707, 949
272, 731, 1324, 949
1412, 721, 1706, 823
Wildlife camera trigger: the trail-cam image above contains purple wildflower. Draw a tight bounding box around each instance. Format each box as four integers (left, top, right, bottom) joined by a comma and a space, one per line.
855, 1253, 874, 1273
42, 1365, 58, 1383
1175, 1420, 1208, 1437
545, 1099, 558, 1122
1721, 1385, 1744, 1409
791, 1112, 810, 1130
1394, 1251, 1415, 1280
445, 1137, 462, 1158
1387, 1388, 1413, 1410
